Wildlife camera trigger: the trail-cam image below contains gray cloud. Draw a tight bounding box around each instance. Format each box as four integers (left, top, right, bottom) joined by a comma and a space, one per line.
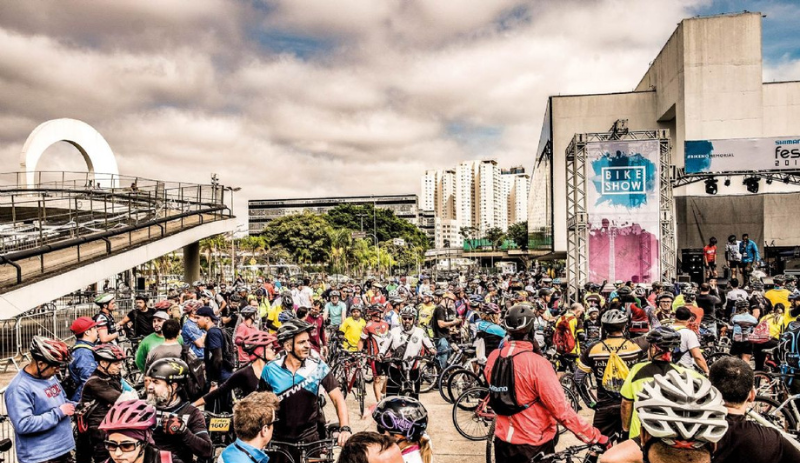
0, 0, 797, 224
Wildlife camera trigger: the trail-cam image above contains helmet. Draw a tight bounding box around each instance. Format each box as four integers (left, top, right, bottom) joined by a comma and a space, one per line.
93, 344, 127, 362
634, 286, 647, 298
30, 336, 71, 366
388, 290, 399, 299
367, 305, 383, 316
470, 294, 485, 303
276, 319, 314, 343
482, 303, 501, 315
236, 286, 248, 293
192, 280, 205, 287
281, 295, 294, 308
433, 289, 445, 297
399, 307, 417, 319
330, 290, 340, 298
502, 305, 536, 335
679, 282, 692, 293
773, 275, 786, 286
350, 304, 364, 313
683, 288, 697, 301
240, 306, 258, 317
646, 326, 682, 351
601, 309, 627, 326
241, 331, 278, 353
788, 289, 800, 301
182, 300, 202, 313
656, 291, 675, 302
750, 279, 764, 291
617, 286, 632, 297
636, 370, 728, 446
372, 396, 428, 441
201, 290, 214, 299
147, 358, 189, 383
422, 291, 432, 299
154, 300, 172, 310
99, 399, 157, 432
135, 293, 149, 302
538, 288, 552, 298
734, 299, 749, 311
94, 293, 115, 306
614, 280, 624, 288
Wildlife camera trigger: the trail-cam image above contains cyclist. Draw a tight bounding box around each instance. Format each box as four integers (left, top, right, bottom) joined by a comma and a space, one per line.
219, 392, 280, 463
620, 326, 701, 439
304, 300, 328, 357
704, 236, 719, 279
94, 293, 121, 344
584, 307, 602, 345
575, 309, 643, 438
180, 302, 206, 359
416, 292, 436, 337
373, 396, 431, 463
194, 331, 277, 410
266, 292, 294, 334
6, 336, 75, 463
76, 344, 132, 463
98, 399, 173, 463
195, 306, 233, 384
653, 292, 674, 326
766, 275, 791, 323
670, 306, 709, 375
431, 292, 461, 370
583, 283, 606, 311
134, 310, 172, 372
730, 299, 758, 363
324, 290, 347, 328
339, 432, 403, 463
146, 358, 213, 463
118, 294, 155, 338
234, 306, 261, 364
485, 305, 608, 462
358, 305, 391, 405
68, 316, 99, 401
474, 303, 505, 363
259, 319, 352, 463
381, 307, 435, 399
619, 286, 650, 337
340, 304, 366, 352
601, 370, 728, 463
786, 289, 800, 327
726, 234, 742, 281
739, 233, 760, 282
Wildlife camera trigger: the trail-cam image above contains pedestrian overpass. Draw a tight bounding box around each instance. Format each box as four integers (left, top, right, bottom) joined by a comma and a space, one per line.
0, 171, 236, 317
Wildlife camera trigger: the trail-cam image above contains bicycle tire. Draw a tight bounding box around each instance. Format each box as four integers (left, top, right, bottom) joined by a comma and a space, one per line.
356, 369, 366, 418
485, 419, 496, 463
332, 364, 348, 399
704, 351, 730, 367
753, 371, 785, 402
447, 369, 483, 404
418, 359, 438, 393
438, 364, 461, 403
747, 395, 797, 432
452, 387, 492, 441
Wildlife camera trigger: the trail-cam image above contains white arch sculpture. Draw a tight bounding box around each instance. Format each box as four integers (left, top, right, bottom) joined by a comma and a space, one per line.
19, 118, 120, 188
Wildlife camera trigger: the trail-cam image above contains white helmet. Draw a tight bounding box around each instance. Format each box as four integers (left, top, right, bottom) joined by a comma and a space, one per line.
636, 370, 728, 447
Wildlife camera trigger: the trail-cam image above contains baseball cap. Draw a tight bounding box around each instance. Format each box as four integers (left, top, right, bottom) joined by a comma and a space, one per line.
196, 306, 219, 321
153, 311, 170, 320
70, 317, 97, 335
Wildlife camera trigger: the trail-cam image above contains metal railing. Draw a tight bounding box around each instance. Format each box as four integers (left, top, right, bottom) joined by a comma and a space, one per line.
0, 171, 234, 287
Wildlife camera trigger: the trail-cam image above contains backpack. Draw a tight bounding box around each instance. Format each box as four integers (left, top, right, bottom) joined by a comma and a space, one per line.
62, 344, 93, 399
221, 326, 238, 371
488, 349, 539, 416
600, 341, 630, 395
779, 322, 800, 369
553, 315, 576, 355
627, 303, 650, 334
180, 343, 207, 401
749, 317, 772, 344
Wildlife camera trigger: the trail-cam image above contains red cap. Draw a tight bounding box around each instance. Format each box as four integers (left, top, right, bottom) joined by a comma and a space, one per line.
70, 316, 97, 335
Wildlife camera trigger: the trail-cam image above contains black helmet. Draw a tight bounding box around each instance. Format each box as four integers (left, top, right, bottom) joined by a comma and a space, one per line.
502, 305, 536, 335
372, 396, 428, 441
734, 299, 749, 311
645, 326, 682, 351
276, 319, 314, 343
147, 358, 188, 383
281, 295, 294, 308
656, 291, 675, 302
617, 286, 632, 297
433, 289, 445, 297
135, 293, 149, 302
538, 288, 552, 298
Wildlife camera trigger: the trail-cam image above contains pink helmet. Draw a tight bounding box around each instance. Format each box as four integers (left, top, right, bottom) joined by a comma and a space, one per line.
99, 399, 157, 432
482, 303, 501, 315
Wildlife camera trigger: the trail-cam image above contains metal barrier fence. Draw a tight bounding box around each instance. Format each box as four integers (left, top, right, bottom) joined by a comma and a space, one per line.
0, 386, 14, 463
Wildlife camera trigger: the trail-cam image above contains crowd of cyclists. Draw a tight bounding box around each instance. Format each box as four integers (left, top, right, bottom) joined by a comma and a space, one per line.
4, 268, 800, 463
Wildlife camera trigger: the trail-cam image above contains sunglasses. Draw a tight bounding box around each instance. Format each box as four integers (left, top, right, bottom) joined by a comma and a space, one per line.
105, 440, 142, 453
401, 317, 415, 321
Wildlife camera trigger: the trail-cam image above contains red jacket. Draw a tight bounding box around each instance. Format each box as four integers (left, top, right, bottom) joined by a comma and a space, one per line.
484, 341, 602, 446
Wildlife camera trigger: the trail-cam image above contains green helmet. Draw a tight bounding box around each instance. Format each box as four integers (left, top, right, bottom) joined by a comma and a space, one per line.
94, 293, 115, 306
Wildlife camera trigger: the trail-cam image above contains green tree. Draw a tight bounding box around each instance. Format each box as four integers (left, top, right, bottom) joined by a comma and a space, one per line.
261, 212, 333, 264
485, 227, 506, 251
459, 226, 478, 250
507, 221, 529, 250
325, 204, 429, 249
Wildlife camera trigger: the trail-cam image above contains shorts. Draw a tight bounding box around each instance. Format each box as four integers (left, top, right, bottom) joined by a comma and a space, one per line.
370, 359, 389, 376
730, 341, 753, 356
728, 261, 743, 269
494, 436, 557, 463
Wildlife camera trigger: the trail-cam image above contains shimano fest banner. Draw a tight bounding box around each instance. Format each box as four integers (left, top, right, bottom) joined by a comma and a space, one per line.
685, 136, 800, 173
586, 140, 660, 284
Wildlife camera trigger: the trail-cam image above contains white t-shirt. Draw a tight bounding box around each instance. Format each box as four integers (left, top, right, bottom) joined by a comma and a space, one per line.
297, 286, 314, 308
675, 326, 700, 370
382, 326, 434, 359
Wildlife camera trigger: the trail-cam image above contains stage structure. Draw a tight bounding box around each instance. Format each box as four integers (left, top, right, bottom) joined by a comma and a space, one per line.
566, 122, 673, 302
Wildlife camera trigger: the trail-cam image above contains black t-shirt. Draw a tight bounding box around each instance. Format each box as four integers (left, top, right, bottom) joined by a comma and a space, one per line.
432, 305, 455, 340
696, 294, 721, 318
126, 308, 155, 337
202, 365, 260, 413
714, 414, 800, 463
152, 401, 213, 463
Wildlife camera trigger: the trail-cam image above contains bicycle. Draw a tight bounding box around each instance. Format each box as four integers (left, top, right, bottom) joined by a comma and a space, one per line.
446, 366, 486, 404
533, 442, 608, 462
117, 334, 144, 386
266, 437, 337, 463
748, 391, 800, 436
437, 343, 480, 403
198, 411, 235, 463
386, 355, 433, 397
330, 351, 368, 417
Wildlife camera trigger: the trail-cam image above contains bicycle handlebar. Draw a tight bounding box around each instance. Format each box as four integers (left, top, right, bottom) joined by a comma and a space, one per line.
534, 443, 605, 462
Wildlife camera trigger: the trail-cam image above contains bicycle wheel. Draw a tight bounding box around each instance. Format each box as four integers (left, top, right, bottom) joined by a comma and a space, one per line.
332, 364, 348, 399
753, 371, 784, 402
452, 387, 492, 441
747, 395, 797, 432
362, 361, 374, 384
355, 369, 366, 417
438, 364, 462, 403
704, 351, 730, 367
485, 419, 496, 463
447, 369, 482, 403
418, 359, 438, 394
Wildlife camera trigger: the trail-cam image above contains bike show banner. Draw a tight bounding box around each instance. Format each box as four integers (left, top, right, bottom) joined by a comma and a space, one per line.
586, 140, 660, 284
685, 136, 800, 174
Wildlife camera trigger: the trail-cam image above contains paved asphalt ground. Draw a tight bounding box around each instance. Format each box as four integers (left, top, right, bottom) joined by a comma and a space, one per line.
326, 383, 591, 463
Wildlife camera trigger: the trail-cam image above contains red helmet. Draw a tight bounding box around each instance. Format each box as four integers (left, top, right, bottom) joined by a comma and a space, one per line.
242, 331, 277, 353
30, 336, 71, 366
93, 344, 127, 362
99, 399, 157, 432
154, 300, 172, 310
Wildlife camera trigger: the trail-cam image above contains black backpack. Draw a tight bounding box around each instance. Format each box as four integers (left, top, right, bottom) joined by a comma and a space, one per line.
220, 326, 237, 371
180, 343, 207, 401
488, 349, 538, 416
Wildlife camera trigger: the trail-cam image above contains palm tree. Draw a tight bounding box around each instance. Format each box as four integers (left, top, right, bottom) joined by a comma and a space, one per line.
328, 228, 353, 274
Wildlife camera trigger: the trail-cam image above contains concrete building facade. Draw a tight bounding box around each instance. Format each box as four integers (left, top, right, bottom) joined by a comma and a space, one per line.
530, 12, 800, 263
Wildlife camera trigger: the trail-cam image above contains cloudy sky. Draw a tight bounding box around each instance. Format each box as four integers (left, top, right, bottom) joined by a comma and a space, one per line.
1, 0, 798, 219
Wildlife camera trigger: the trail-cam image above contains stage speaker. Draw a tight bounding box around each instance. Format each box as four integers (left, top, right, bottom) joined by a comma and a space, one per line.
136, 277, 146, 291
681, 249, 705, 285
